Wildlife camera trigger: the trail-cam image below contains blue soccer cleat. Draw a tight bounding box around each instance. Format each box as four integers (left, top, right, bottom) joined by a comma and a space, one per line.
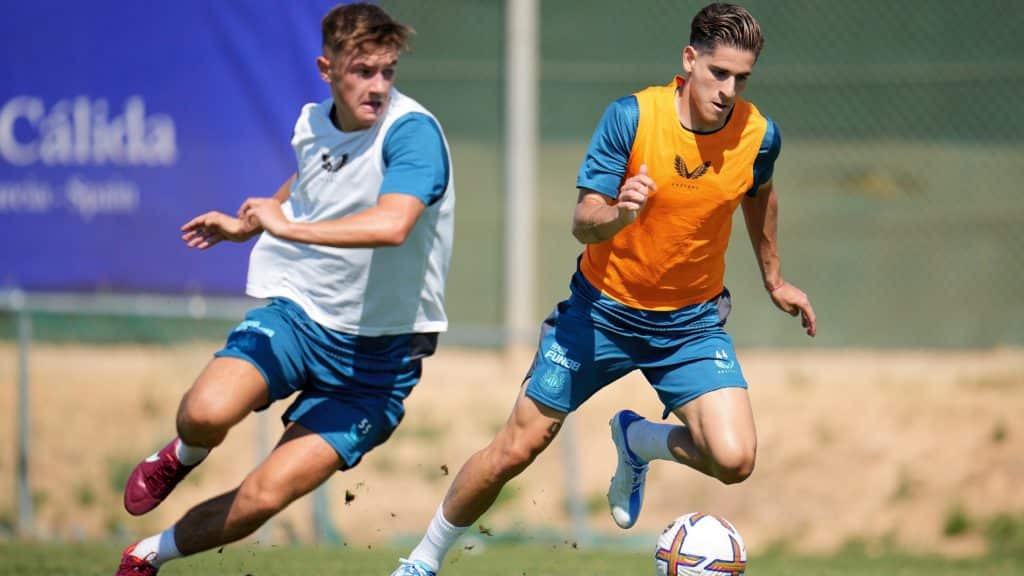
607, 409, 650, 529
389, 558, 437, 576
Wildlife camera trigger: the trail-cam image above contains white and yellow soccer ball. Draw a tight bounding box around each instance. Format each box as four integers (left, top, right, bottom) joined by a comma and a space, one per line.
654, 512, 747, 576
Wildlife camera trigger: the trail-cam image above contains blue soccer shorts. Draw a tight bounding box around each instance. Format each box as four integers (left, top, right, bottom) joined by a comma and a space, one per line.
214, 298, 437, 469
525, 272, 748, 418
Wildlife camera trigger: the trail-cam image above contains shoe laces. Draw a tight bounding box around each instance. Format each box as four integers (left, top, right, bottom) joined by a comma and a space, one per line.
397, 559, 434, 576
629, 465, 647, 491
612, 459, 647, 494
620, 455, 647, 491
148, 454, 184, 497
120, 555, 158, 575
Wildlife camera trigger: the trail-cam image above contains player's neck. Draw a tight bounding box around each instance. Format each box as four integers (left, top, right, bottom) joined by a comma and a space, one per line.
675, 86, 727, 134
329, 104, 344, 131
329, 102, 363, 133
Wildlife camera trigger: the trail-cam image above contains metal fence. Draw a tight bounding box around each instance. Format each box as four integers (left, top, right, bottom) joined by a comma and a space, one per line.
2, 0, 1022, 548
384, 0, 1024, 348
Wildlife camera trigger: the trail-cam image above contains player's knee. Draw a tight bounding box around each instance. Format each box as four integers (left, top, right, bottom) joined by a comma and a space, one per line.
712, 446, 756, 485
497, 443, 537, 477
176, 405, 225, 444
236, 479, 291, 522
176, 389, 234, 444
488, 437, 545, 481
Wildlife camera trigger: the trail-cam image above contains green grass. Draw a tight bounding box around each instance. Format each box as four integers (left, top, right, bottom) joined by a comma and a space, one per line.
1, 542, 1021, 576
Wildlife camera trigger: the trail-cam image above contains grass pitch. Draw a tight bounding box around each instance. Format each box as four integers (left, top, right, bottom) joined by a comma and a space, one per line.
1, 542, 1021, 575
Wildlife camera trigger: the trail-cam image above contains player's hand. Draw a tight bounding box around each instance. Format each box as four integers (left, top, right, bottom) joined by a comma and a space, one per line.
180, 211, 260, 250
239, 197, 291, 238
769, 281, 817, 337
616, 164, 656, 225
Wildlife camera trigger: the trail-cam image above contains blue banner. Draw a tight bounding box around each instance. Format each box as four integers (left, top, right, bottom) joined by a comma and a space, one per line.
1, 1, 342, 294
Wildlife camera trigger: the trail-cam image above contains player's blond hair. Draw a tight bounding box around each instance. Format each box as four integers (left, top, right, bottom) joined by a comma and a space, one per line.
321, 3, 413, 56
690, 3, 764, 57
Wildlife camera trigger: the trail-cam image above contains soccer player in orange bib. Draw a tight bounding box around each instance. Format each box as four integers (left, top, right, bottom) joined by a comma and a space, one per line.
392, 4, 815, 574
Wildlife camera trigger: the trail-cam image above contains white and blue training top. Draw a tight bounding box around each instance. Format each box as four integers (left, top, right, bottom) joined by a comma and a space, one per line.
246, 89, 454, 336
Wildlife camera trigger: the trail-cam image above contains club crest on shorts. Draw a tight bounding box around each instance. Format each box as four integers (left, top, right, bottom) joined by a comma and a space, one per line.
541, 367, 568, 395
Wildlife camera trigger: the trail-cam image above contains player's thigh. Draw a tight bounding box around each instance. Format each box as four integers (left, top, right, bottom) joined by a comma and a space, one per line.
673, 387, 756, 469
641, 326, 748, 419
281, 388, 411, 470
241, 422, 342, 508
524, 299, 633, 414
211, 298, 314, 408
179, 356, 270, 427
642, 328, 753, 461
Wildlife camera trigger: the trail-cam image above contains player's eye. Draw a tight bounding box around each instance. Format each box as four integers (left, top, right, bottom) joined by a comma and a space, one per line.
382, 68, 396, 80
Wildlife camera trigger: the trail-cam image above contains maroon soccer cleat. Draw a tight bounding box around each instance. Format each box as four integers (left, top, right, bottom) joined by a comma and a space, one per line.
116, 543, 159, 575
123, 438, 201, 516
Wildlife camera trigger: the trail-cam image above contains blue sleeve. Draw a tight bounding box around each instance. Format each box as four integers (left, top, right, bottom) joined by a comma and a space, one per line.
747, 116, 781, 196
381, 113, 450, 206
575, 96, 638, 199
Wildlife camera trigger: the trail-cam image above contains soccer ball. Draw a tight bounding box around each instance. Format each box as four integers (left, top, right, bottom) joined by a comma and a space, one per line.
654, 512, 746, 576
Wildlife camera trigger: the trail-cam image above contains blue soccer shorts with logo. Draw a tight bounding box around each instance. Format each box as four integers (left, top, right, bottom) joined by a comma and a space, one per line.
525, 271, 748, 418
214, 297, 437, 469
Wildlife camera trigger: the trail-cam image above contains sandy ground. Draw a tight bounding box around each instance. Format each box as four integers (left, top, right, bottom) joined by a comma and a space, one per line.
0, 343, 1021, 556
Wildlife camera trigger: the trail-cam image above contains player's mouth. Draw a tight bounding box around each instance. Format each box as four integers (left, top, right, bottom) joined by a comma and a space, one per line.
711, 101, 730, 113
362, 101, 384, 114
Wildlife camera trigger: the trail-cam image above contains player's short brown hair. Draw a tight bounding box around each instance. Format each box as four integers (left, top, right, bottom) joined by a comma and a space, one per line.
321, 3, 413, 56
690, 3, 764, 57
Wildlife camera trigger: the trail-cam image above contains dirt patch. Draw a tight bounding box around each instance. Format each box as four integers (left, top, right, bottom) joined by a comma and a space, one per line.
1, 344, 1021, 555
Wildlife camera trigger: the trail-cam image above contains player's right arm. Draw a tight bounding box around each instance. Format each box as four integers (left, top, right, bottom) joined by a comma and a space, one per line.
239, 113, 448, 249
571, 96, 652, 244
572, 165, 655, 243
180, 173, 296, 250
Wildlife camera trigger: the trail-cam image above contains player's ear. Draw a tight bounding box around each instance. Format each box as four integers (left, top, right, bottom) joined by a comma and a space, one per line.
682, 45, 698, 75
317, 55, 332, 82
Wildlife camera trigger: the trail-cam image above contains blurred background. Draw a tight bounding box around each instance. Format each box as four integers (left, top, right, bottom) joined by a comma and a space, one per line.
1, 0, 1022, 570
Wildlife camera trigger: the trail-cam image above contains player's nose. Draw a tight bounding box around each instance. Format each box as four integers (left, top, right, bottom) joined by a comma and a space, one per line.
369, 72, 390, 93
720, 78, 737, 99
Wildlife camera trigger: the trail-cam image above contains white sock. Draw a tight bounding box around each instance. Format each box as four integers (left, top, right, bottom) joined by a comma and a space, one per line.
407, 503, 469, 571
626, 418, 676, 462
131, 526, 181, 567
175, 439, 209, 466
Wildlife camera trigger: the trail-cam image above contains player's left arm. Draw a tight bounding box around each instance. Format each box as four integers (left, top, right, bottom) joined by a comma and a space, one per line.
741, 182, 816, 337
740, 117, 816, 337
241, 113, 447, 248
